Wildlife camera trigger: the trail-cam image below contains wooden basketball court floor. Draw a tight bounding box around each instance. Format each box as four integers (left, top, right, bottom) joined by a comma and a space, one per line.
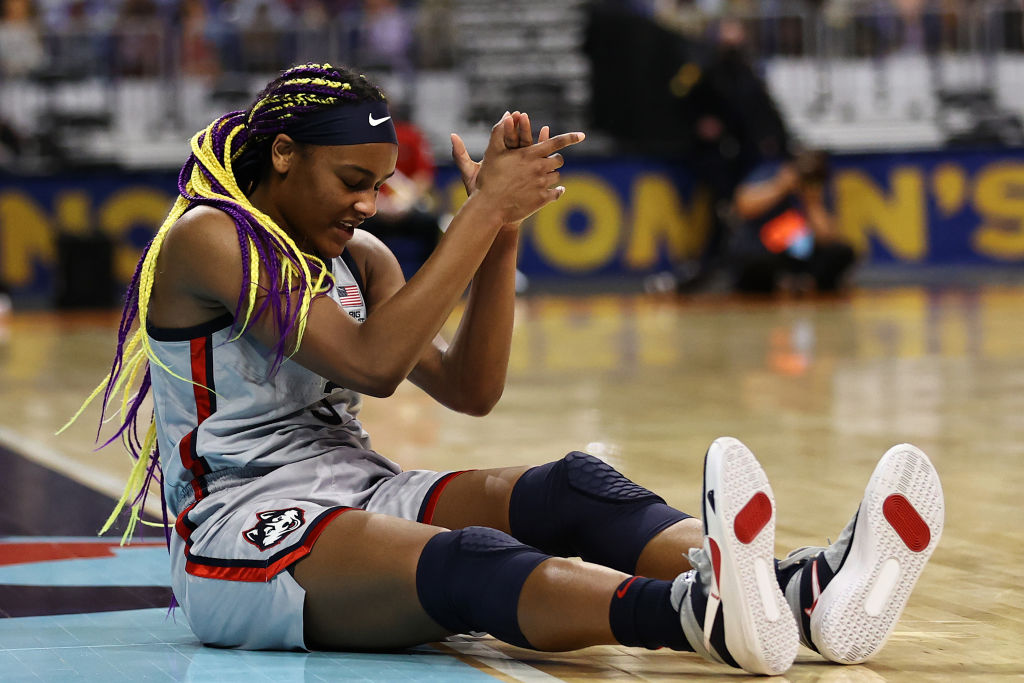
0, 284, 1021, 681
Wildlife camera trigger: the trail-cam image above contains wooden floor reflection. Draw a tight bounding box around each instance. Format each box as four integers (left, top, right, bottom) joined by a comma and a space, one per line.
1, 284, 1022, 681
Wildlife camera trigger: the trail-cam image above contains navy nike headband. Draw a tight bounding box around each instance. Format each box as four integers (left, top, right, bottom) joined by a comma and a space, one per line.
286, 100, 398, 145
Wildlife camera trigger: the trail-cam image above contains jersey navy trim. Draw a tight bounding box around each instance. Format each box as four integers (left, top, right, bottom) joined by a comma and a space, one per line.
147, 312, 234, 341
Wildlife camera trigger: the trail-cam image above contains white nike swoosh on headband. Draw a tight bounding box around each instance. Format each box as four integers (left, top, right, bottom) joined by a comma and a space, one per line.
368, 114, 392, 126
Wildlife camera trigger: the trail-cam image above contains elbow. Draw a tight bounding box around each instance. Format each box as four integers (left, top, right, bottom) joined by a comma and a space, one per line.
733, 194, 758, 221
351, 370, 405, 399
443, 383, 504, 417
361, 383, 399, 399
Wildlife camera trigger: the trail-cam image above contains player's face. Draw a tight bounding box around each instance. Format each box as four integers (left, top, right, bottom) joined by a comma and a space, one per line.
275, 140, 398, 259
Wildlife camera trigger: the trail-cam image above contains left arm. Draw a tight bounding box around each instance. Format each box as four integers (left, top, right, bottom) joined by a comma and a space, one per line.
351, 225, 518, 416
408, 228, 519, 415
360, 113, 555, 415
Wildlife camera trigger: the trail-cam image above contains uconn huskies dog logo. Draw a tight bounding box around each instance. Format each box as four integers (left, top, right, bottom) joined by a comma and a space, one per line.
243, 508, 305, 551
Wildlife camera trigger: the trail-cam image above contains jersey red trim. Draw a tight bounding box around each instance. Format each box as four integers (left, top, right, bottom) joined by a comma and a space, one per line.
177, 334, 217, 499
190, 336, 214, 420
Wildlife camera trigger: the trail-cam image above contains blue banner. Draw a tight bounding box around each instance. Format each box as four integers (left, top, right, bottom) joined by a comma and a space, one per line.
2, 147, 1024, 299
830, 148, 1024, 266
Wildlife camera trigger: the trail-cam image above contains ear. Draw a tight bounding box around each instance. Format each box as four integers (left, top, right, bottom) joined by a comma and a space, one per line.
270, 134, 298, 174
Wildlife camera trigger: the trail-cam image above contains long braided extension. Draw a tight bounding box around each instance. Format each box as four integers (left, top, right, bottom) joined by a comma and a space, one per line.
61, 64, 388, 545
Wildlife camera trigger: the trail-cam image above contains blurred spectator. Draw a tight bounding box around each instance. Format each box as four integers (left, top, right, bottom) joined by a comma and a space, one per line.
114, 0, 163, 76
179, 0, 220, 78
584, 1, 695, 155
414, 0, 455, 69
0, 0, 46, 78
728, 149, 856, 294
671, 17, 792, 291
291, 0, 332, 65
44, 1, 107, 77
239, 1, 292, 73
363, 109, 441, 279
357, 0, 414, 74
0, 116, 22, 166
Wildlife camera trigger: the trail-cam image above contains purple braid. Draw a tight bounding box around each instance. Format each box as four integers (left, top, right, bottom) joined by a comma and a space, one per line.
89, 64, 386, 547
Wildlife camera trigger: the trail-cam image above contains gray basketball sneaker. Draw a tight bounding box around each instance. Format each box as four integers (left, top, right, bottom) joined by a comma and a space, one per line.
777, 444, 944, 664
670, 437, 799, 675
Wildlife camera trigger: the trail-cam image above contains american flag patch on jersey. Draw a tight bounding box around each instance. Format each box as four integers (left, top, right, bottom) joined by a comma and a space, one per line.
337, 285, 363, 307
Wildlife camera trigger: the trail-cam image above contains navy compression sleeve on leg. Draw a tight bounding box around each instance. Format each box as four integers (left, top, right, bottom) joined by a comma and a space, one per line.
415, 526, 549, 649
508, 452, 692, 573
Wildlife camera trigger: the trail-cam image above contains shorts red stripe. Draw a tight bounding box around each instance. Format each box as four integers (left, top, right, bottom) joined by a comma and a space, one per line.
419, 470, 471, 525
175, 501, 199, 542
183, 507, 353, 582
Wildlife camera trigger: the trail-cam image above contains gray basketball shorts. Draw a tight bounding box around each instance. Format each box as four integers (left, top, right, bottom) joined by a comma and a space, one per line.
168, 449, 467, 650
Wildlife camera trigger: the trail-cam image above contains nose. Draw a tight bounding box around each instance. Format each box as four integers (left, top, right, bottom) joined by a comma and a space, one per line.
354, 189, 377, 219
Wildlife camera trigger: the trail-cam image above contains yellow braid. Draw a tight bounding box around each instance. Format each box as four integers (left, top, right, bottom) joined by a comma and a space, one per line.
65, 96, 335, 543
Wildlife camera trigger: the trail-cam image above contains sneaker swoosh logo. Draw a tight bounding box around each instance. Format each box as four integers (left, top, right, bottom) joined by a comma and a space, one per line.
803, 558, 821, 617
616, 576, 639, 599
368, 114, 392, 127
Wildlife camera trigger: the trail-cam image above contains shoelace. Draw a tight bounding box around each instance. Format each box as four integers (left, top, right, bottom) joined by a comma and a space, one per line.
669, 546, 723, 653
670, 546, 715, 611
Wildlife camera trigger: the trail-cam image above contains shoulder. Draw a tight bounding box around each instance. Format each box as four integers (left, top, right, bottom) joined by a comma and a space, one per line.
344, 228, 405, 302
345, 228, 400, 273
162, 205, 242, 268
166, 205, 238, 247
158, 205, 247, 298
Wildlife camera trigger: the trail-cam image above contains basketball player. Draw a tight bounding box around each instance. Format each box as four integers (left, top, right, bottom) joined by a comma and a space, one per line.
78, 64, 944, 675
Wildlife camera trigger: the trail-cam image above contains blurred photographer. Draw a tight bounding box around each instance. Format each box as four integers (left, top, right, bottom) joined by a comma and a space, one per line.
729, 149, 856, 294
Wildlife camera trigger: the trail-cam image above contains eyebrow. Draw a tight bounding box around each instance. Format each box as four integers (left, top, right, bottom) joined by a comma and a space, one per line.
338, 164, 396, 182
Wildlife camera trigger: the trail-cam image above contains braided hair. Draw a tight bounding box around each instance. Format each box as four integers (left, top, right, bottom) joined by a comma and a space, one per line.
63, 64, 388, 544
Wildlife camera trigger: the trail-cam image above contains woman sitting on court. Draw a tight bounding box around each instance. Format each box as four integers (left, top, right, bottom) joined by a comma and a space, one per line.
75, 63, 943, 676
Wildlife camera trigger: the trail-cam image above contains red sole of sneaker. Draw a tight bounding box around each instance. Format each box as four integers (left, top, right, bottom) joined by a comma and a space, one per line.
882, 493, 930, 552
734, 491, 772, 544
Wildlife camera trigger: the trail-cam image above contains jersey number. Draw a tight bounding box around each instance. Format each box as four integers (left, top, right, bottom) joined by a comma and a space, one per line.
309, 381, 344, 425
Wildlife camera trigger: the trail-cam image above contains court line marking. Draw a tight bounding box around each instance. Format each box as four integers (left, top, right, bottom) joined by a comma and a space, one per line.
0, 426, 162, 519
441, 637, 564, 682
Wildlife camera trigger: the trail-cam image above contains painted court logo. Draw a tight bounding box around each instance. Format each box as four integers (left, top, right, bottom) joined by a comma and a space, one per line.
243, 508, 305, 551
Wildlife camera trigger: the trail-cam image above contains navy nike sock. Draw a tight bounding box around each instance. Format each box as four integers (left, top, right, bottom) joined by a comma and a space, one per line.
608, 576, 692, 651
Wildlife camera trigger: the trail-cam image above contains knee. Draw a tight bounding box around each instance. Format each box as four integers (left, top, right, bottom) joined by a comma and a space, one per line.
558, 451, 663, 503
415, 526, 549, 648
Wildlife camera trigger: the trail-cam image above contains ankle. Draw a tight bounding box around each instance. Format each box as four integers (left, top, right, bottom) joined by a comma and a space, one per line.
608, 576, 693, 652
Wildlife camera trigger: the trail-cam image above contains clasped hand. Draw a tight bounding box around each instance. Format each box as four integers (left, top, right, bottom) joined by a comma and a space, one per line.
450, 111, 585, 226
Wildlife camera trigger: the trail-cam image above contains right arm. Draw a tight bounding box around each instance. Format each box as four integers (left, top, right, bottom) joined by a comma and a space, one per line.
733, 163, 800, 220
154, 117, 582, 398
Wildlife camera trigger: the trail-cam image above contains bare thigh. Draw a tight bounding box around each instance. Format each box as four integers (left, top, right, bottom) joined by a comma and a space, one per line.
291, 467, 530, 650
428, 466, 530, 531
291, 509, 450, 650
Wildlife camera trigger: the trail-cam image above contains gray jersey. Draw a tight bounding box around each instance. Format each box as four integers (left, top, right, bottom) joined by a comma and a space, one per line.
148, 250, 401, 517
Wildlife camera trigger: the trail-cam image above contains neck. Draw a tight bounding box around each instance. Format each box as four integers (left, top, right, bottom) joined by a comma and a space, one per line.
247, 183, 302, 248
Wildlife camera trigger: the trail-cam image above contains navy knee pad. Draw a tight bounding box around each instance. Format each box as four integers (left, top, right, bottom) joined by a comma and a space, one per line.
415, 526, 548, 649
509, 451, 691, 573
